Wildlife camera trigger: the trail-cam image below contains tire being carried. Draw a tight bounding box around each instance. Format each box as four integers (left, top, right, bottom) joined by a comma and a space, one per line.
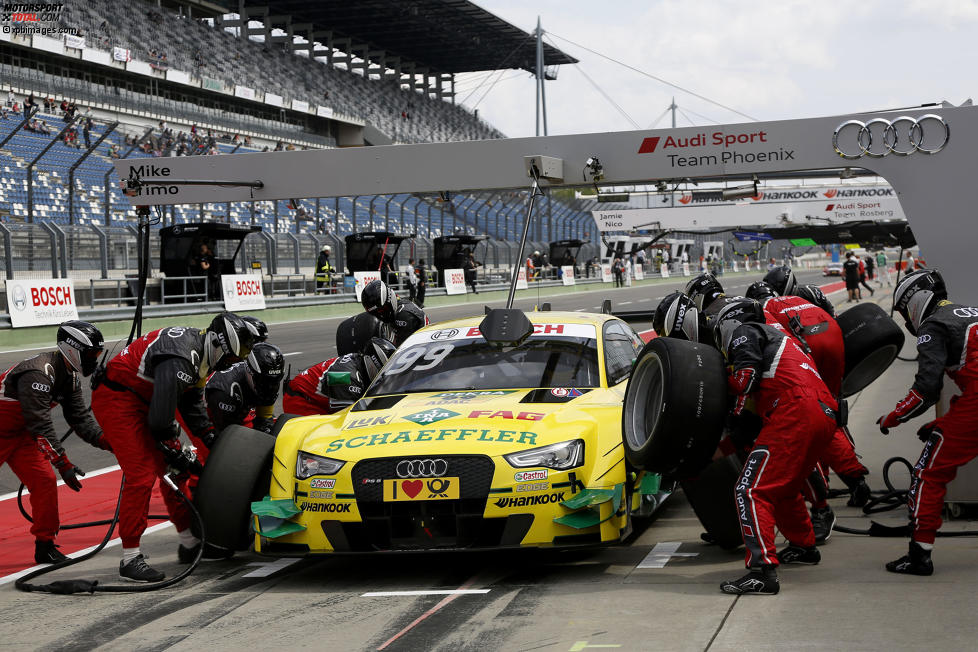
194, 425, 275, 551
622, 337, 729, 478
837, 303, 906, 397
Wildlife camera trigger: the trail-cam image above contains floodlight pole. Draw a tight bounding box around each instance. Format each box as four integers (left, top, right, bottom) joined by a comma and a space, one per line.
535, 17, 548, 137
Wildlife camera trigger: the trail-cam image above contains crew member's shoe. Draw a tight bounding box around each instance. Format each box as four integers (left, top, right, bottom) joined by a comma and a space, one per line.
178, 542, 234, 564
120, 554, 165, 582
886, 541, 934, 576
34, 540, 69, 564
720, 565, 780, 595
811, 506, 836, 543
846, 478, 872, 508
777, 545, 821, 565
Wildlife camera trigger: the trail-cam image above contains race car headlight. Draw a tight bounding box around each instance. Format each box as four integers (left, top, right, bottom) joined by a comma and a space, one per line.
504, 439, 584, 470
295, 451, 346, 479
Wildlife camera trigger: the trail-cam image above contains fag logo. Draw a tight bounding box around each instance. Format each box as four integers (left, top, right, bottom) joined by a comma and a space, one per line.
678, 194, 692, 205
824, 189, 838, 198
638, 136, 661, 154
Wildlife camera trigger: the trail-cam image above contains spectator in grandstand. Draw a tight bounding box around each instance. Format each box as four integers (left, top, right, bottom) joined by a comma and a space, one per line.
1, 107, 7, 120
38, 120, 51, 135
83, 117, 93, 148
190, 124, 198, 135
274, 141, 284, 151
108, 143, 120, 159
6, 90, 13, 107
25, 119, 38, 133
11, 102, 20, 115
25, 94, 36, 114
286, 143, 296, 151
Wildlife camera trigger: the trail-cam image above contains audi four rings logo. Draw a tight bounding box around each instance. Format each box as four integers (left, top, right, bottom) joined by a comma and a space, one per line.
832, 114, 949, 159
396, 459, 448, 478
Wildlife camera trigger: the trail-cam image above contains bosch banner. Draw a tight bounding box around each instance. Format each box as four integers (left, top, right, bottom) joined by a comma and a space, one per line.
516, 267, 528, 290
221, 274, 266, 311
601, 264, 612, 283
353, 271, 381, 302
443, 268, 467, 295
5, 278, 79, 328
561, 265, 575, 286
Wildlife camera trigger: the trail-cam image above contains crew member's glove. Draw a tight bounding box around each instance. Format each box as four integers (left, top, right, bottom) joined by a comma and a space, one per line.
198, 426, 217, 449
53, 455, 85, 492
92, 433, 113, 452
917, 420, 941, 443
157, 439, 203, 476
877, 389, 925, 434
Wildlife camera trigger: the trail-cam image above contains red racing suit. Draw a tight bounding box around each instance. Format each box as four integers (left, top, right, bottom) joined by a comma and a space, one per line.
885, 302, 978, 544
0, 352, 104, 541
725, 323, 837, 568
90, 327, 216, 548
283, 354, 370, 415
762, 296, 867, 484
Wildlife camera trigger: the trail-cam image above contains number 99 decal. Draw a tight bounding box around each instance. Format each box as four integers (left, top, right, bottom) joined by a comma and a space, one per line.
385, 343, 455, 375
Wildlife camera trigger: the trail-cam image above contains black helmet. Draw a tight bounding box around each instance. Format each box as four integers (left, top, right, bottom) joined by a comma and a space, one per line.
795, 284, 835, 317
684, 273, 724, 311
652, 291, 699, 341
745, 281, 777, 304
337, 312, 391, 356
206, 312, 256, 369
712, 297, 765, 356
763, 265, 798, 296
57, 320, 105, 376
893, 269, 947, 335
247, 342, 285, 401
242, 315, 268, 342
360, 279, 397, 320
362, 337, 396, 380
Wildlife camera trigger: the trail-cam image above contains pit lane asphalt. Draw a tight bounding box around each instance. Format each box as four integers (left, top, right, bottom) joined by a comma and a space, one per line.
12, 271, 973, 652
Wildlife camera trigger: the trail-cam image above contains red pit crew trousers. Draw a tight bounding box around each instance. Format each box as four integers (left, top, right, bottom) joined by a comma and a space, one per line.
0, 428, 58, 541
735, 390, 836, 568
283, 392, 329, 417
908, 390, 978, 545
91, 386, 191, 548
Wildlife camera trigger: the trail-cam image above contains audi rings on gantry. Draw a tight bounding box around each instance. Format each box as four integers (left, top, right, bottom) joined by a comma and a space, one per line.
832, 114, 949, 159
395, 458, 449, 478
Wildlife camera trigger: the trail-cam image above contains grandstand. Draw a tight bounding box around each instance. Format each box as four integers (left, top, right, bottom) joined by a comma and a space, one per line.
0, 0, 606, 247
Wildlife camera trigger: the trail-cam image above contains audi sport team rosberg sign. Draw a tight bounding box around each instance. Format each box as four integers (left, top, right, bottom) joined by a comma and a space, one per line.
5, 278, 79, 328
222, 274, 266, 311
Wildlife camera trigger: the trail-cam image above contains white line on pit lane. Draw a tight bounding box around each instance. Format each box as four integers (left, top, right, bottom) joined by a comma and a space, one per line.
242, 558, 302, 577
283, 352, 303, 357
619, 301, 632, 305
0, 464, 122, 502
363, 589, 491, 597
0, 521, 172, 586
639, 298, 650, 302
636, 541, 698, 569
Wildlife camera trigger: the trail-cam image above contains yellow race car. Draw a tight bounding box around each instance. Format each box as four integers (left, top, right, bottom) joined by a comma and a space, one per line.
195, 310, 669, 554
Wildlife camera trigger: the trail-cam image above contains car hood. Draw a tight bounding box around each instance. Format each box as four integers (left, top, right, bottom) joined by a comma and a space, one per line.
293, 387, 622, 460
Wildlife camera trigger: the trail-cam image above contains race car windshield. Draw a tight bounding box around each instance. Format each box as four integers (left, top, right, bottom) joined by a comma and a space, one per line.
366, 336, 600, 395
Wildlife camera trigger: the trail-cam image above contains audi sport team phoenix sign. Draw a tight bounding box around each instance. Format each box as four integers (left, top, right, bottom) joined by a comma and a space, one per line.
5, 278, 79, 328
113, 105, 978, 303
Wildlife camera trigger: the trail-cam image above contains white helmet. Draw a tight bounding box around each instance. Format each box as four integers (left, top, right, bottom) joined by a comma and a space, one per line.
322, 244, 331, 253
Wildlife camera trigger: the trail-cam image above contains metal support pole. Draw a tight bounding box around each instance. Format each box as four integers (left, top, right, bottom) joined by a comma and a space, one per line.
38, 222, 59, 277
105, 128, 153, 226
28, 116, 79, 223
333, 196, 340, 235
383, 195, 395, 233
69, 120, 118, 225
315, 197, 321, 232
0, 105, 38, 149
0, 223, 13, 280
506, 178, 543, 309
352, 195, 359, 232
91, 224, 109, 279
286, 232, 300, 274
368, 195, 379, 231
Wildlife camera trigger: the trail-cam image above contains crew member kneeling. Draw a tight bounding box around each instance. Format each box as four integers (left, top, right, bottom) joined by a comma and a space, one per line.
205, 341, 285, 434
713, 299, 837, 595
0, 321, 108, 563
879, 269, 978, 576
284, 337, 395, 415
91, 313, 254, 581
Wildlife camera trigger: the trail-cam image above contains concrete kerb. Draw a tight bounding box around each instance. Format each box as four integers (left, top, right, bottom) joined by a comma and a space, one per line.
0, 270, 764, 352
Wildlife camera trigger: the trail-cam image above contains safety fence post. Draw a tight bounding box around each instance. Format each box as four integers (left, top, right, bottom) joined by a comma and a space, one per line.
0, 223, 12, 280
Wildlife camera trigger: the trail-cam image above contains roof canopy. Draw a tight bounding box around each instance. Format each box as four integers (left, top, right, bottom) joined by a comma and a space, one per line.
250, 0, 577, 73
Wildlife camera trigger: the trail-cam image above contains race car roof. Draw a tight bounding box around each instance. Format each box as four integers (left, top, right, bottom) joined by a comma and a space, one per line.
247, 0, 577, 73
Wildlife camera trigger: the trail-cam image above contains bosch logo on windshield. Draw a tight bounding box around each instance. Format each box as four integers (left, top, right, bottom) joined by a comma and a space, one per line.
832, 114, 949, 159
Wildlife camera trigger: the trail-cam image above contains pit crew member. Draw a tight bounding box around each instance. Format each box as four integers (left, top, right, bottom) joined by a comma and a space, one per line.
205, 342, 285, 434
360, 279, 428, 346
0, 321, 107, 564
91, 313, 254, 581
879, 269, 978, 576
713, 298, 837, 595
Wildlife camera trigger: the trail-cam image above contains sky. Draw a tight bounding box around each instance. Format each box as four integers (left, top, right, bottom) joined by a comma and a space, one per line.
454, 0, 978, 138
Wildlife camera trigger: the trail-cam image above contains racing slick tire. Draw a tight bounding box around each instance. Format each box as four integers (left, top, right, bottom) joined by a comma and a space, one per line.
680, 454, 744, 550
622, 337, 728, 477
837, 303, 905, 397
194, 425, 275, 551
271, 414, 300, 438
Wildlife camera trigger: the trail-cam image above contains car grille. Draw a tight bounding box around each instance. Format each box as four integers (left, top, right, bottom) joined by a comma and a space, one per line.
338, 455, 510, 550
